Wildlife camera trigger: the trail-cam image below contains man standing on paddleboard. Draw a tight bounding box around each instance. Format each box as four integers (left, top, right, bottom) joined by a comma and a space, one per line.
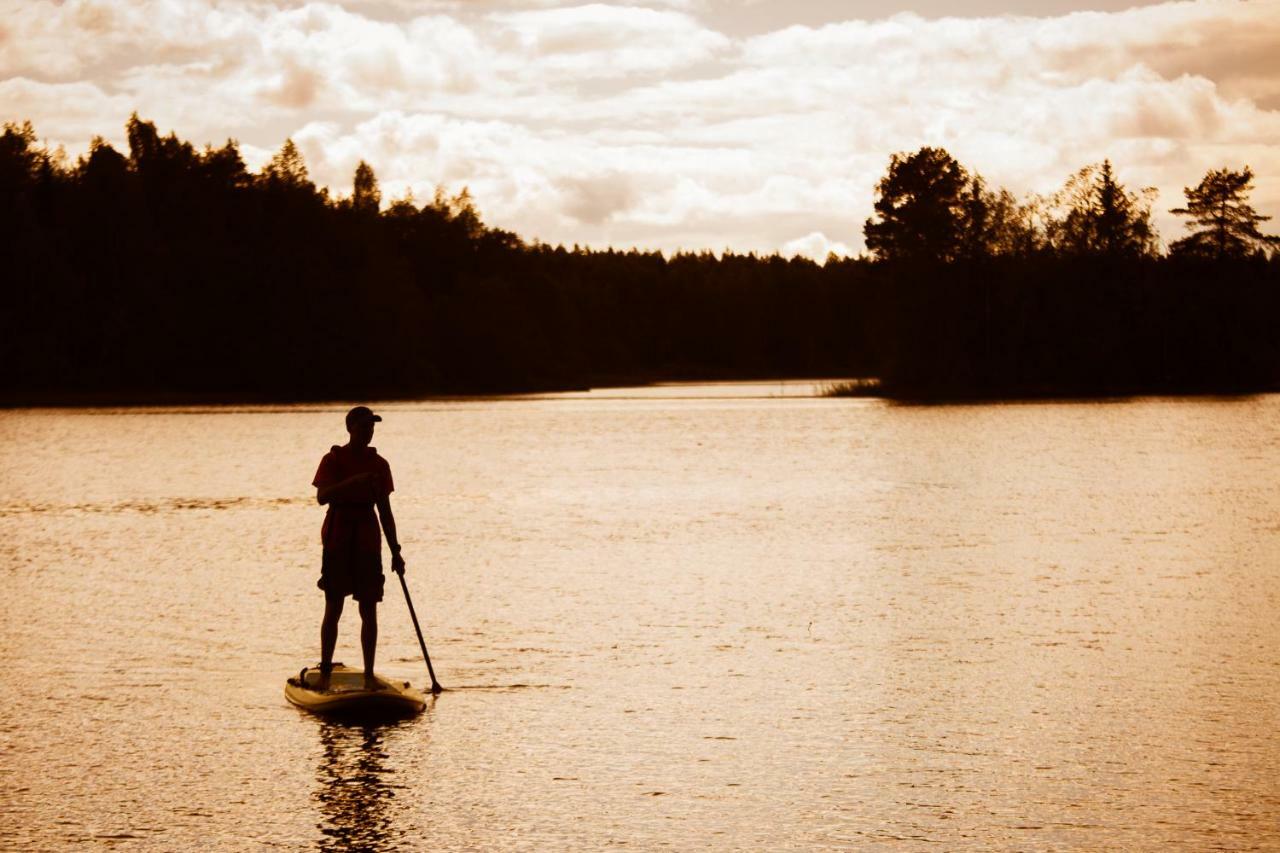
312, 406, 406, 692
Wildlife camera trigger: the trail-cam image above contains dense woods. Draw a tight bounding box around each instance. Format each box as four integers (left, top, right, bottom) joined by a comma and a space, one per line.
2, 117, 1277, 403
860, 147, 1280, 397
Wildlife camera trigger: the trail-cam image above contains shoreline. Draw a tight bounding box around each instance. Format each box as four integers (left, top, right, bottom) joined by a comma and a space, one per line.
3, 375, 1277, 409
0, 370, 861, 409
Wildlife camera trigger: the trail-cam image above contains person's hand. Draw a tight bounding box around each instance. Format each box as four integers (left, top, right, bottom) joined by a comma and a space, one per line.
391, 552, 406, 576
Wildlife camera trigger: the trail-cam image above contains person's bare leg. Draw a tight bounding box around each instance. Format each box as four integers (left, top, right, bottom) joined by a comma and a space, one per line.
319, 597, 344, 691
359, 600, 380, 690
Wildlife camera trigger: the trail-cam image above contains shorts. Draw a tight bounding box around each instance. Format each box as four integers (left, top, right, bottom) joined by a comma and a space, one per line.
318, 548, 385, 603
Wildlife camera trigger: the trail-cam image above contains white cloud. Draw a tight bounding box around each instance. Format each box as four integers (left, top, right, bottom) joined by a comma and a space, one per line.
486, 3, 730, 78
731, 2, 1280, 243
1, 0, 1278, 258
559, 171, 641, 224
782, 231, 853, 262
0, 77, 134, 143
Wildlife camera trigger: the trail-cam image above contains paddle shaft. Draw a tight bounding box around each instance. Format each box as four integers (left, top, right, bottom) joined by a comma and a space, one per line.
396, 569, 442, 693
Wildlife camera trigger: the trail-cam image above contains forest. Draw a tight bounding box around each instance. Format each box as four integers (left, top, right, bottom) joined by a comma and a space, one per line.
2, 116, 1278, 403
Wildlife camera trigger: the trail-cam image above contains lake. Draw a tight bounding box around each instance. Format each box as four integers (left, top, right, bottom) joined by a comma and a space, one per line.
2, 383, 1278, 849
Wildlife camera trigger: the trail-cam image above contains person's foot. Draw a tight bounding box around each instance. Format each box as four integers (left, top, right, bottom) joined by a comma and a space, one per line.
314, 663, 334, 693
363, 675, 384, 692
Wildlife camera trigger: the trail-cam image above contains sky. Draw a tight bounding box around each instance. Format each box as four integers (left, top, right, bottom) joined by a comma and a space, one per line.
2, 0, 1278, 258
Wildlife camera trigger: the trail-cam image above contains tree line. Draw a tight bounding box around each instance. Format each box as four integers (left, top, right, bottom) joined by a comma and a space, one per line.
859, 146, 1279, 396
1, 116, 1276, 403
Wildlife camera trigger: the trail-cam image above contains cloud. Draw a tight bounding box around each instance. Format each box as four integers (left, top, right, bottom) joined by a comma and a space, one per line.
1, 0, 1278, 258
560, 172, 641, 224
0, 77, 134, 143
730, 2, 1280, 241
487, 4, 730, 78
264, 59, 323, 109
782, 231, 853, 262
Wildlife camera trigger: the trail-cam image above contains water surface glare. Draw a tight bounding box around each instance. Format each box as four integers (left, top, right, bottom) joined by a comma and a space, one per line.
2, 385, 1279, 849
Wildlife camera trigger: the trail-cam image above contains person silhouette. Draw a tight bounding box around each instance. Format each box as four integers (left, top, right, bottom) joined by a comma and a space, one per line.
312, 406, 406, 692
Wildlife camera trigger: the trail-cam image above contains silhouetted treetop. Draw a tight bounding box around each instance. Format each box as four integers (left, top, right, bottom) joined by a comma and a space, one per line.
0, 121, 41, 192
955, 176, 1042, 260
1171, 166, 1279, 259
864, 147, 1057, 263
126, 113, 200, 178
1044, 160, 1158, 258
76, 136, 130, 196
864, 149, 1175, 263
433, 186, 484, 240
199, 140, 251, 190
353, 160, 381, 215
264, 138, 311, 188
864, 146, 970, 263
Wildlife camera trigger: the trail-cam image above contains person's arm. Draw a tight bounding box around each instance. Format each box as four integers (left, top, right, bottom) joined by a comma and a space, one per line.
316, 472, 376, 506
375, 495, 406, 574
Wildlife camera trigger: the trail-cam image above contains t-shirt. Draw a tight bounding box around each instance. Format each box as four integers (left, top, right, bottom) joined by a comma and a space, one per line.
312, 445, 394, 554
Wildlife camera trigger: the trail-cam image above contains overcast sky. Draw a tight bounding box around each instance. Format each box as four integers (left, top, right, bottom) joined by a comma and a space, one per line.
3, 0, 1278, 257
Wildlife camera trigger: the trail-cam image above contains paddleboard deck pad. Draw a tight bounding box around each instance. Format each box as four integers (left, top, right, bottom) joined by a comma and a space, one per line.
285, 663, 426, 718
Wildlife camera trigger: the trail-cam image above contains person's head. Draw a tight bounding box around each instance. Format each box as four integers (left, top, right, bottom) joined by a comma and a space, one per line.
345, 406, 381, 447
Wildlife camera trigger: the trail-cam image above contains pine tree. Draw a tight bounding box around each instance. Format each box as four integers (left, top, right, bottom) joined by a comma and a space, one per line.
263, 138, 309, 187
352, 160, 380, 215
1046, 160, 1157, 258
1170, 167, 1279, 259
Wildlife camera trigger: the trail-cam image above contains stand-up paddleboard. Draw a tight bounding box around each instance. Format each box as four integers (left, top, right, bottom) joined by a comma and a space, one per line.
285, 663, 426, 719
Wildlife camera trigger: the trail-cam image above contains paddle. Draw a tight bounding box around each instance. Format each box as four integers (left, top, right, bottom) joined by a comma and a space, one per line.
395, 566, 443, 694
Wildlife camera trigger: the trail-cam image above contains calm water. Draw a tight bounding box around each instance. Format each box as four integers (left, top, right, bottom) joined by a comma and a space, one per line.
2, 384, 1278, 850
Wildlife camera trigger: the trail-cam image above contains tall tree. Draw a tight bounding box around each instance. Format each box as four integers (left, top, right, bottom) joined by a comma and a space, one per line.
77, 137, 129, 193
0, 121, 42, 196
125, 113, 197, 177
864, 147, 969, 263
954, 177, 1043, 259
125, 112, 161, 169
1046, 160, 1157, 258
199, 140, 250, 191
263, 138, 310, 188
352, 160, 381, 215
1170, 166, 1279, 259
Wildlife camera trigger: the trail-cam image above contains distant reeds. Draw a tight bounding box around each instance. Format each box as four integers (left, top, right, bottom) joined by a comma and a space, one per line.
820, 378, 882, 397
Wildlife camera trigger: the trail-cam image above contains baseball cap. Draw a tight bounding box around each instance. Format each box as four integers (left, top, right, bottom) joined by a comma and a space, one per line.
345, 405, 383, 428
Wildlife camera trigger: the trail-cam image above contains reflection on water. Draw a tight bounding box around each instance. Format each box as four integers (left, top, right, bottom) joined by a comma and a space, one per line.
314, 721, 410, 852
0, 495, 305, 518
1, 388, 1279, 849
